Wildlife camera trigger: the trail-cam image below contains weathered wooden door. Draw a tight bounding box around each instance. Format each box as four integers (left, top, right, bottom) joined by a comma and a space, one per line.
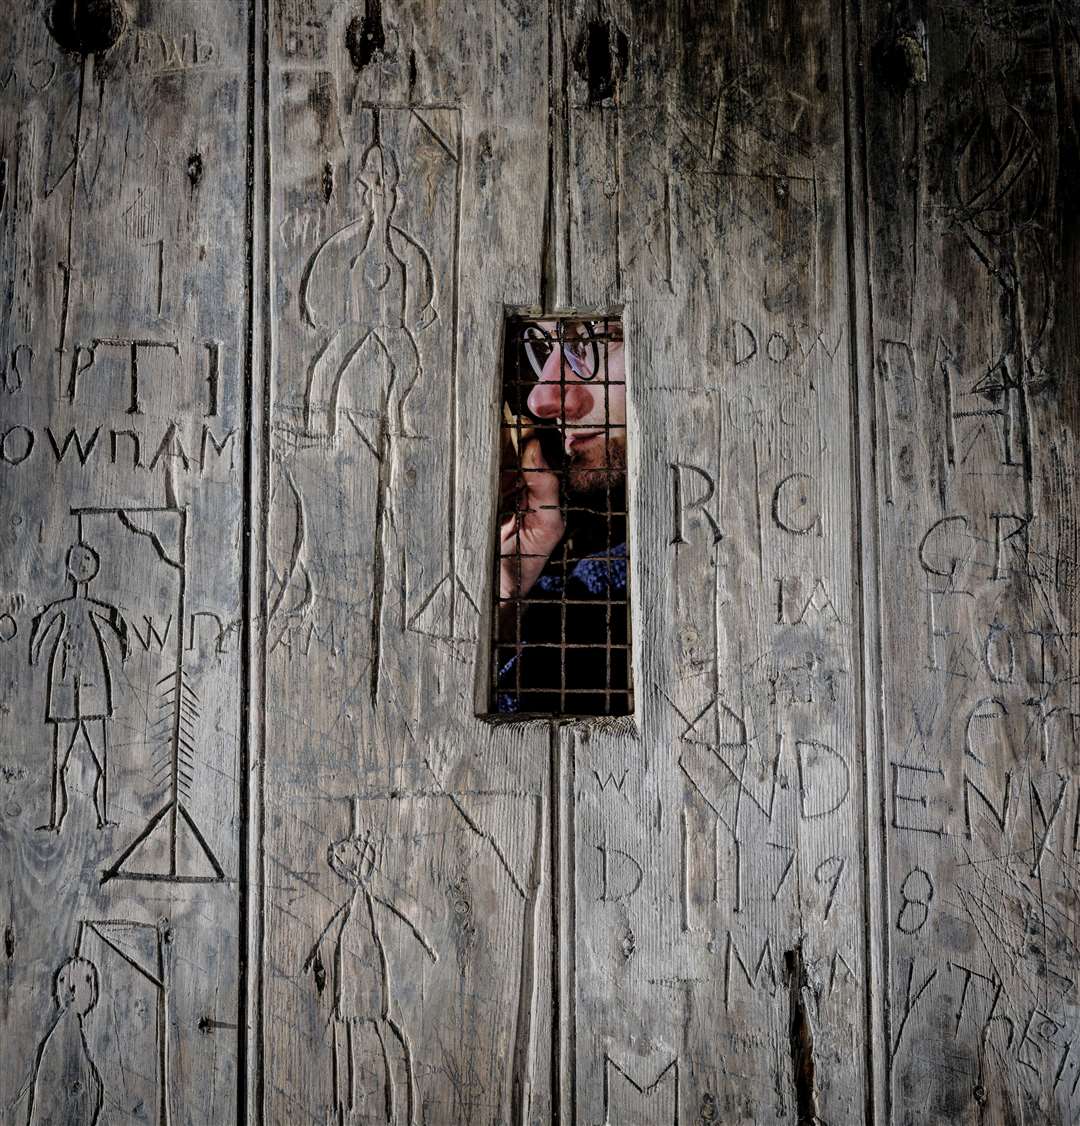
1, 1, 1078, 1124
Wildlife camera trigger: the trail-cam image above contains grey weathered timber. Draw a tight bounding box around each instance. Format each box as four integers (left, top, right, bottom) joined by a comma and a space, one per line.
0, 1, 1077, 1124
566, 3, 869, 1122
263, 2, 551, 1123
0, 3, 251, 1125
855, 3, 1080, 1123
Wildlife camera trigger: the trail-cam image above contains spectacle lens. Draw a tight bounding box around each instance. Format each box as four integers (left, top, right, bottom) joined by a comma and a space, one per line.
522, 321, 601, 381
523, 325, 554, 378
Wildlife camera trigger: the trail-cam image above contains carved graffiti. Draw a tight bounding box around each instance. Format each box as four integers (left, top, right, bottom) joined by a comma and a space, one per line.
29, 542, 129, 831
603, 1054, 680, 1125
20, 919, 172, 1126
25, 958, 104, 1126
304, 798, 437, 1125
46, 507, 227, 884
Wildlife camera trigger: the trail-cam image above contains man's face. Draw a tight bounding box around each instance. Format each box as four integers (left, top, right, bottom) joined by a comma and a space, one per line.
525, 320, 626, 495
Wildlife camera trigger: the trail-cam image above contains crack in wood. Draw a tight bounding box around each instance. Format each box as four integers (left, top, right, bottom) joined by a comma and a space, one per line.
785, 943, 821, 1126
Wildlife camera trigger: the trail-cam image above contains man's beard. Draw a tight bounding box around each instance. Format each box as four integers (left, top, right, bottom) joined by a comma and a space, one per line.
566, 435, 626, 496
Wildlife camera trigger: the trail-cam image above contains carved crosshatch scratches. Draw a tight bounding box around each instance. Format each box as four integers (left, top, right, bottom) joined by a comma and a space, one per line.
856, 2, 1080, 1121
491, 315, 632, 716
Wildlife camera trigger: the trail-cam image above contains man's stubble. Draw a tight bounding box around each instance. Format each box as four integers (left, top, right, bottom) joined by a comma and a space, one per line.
567, 433, 626, 496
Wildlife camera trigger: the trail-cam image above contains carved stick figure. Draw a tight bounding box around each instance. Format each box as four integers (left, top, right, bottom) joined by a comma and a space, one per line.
297, 130, 438, 707
304, 806, 437, 1125
25, 957, 104, 1126
300, 134, 436, 439
29, 543, 128, 831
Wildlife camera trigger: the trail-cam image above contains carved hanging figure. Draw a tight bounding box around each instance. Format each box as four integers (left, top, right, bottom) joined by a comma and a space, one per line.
299, 123, 437, 443
304, 802, 438, 1125
295, 120, 438, 706
25, 957, 104, 1126
28, 542, 129, 831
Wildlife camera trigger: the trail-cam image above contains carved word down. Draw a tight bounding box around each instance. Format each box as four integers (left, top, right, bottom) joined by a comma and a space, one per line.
725, 319, 842, 370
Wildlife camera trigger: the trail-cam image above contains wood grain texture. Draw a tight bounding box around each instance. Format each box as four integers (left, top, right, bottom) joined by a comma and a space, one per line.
0, 0, 1077, 1123
0, 3, 252, 1124
262, 1, 552, 1122
856, 2, 1080, 1123
565, 2, 869, 1122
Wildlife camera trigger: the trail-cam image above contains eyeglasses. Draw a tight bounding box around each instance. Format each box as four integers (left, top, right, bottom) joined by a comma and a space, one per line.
522, 320, 617, 381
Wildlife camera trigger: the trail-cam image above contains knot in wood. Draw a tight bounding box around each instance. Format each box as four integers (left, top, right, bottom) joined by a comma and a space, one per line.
345, 3, 387, 70
48, 0, 128, 56
575, 19, 629, 104
874, 28, 928, 91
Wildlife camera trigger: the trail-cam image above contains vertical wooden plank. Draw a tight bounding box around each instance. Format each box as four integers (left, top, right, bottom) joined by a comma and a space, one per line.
858, 2, 1080, 1123
566, 1, 871, 1122
262, 2, 553, 1121
0, 3, 252, 1124
841, 0, 891, 1121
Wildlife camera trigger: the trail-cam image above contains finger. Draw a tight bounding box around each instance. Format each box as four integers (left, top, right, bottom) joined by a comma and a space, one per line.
519, 437, 561, 510
499, 513, 521, 546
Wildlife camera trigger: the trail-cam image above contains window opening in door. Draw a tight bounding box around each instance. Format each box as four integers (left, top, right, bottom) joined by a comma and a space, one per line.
491, 315, 632, 716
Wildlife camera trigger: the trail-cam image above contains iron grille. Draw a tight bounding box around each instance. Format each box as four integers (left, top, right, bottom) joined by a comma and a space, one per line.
491, 315, 632, 717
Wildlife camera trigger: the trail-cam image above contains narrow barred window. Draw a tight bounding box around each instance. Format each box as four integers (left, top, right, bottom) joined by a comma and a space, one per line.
491, 315, 632, 716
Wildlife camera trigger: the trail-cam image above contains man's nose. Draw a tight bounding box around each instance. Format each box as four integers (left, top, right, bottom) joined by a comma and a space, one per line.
527, 347, 592, 420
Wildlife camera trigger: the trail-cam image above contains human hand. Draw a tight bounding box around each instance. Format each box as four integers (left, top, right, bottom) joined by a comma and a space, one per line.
499, 437, 564, 601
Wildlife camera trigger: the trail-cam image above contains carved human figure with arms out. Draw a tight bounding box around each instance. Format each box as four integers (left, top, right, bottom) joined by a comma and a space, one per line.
29, 543, 129, 831
300, 132, 437, 440
304, 801, 438, 1124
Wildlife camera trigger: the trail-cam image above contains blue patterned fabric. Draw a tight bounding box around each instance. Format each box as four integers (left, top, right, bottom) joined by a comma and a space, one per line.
497, 541, 628, 714
534, 542, 627, 596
